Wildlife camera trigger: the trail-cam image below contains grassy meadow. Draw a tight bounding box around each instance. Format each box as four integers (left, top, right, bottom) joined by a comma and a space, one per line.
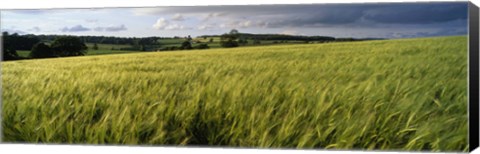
1, 36, 468, 151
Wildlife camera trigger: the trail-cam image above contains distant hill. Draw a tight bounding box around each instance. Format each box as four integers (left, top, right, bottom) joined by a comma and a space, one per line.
198, 33, 385, 42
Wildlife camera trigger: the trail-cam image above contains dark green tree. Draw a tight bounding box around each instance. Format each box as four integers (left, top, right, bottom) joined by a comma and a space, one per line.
50, 36, 88, 57
220, 29, 240, 48
180, 41, 193, 50
220, 40, 238, 48
238, 39, 248, 45
3, 48, 19, 60
92, 43, 99, 50
30, 43, 55, 58
2, 32, 19, 60
229, 29, 239, 35
187, 35, 193, 42
2, 32, 40, 51
194, 43, 209, 49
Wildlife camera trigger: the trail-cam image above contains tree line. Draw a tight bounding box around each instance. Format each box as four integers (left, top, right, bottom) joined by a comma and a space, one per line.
212, 29, 377, 48
35, 35, 168, 45
3, 32, 87, 60
1, 32, 209, 60
2, 29, 380, 61
201, 31, 339, 42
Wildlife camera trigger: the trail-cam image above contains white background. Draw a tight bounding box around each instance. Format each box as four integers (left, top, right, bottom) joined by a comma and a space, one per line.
0, 0, 478, 9
0, 0, 479, 154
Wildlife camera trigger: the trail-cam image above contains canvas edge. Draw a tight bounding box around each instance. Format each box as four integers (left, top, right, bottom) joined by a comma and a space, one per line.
0, 10, 4, 143
468, 1, 479, 152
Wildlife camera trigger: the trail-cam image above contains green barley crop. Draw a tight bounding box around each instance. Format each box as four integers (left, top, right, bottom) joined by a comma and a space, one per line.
1, 36, 468, 152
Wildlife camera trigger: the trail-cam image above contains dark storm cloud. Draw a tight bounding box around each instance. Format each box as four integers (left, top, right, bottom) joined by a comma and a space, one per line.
269, 3, 467, 28
385, 27, 467, 38
279, 3, 465, 28
134, 4, 371, 17
133, 2, 468, 27
363, 3, 468, 24
134, 4, 372, 26
426, 27, 467, 37
264, 8, 366, 28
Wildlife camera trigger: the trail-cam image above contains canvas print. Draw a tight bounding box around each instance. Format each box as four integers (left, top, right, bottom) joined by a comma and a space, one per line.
0, 2, 475, 152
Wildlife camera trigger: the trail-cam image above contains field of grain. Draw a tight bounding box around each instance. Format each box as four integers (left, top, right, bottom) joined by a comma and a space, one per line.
1, 36, 468, 152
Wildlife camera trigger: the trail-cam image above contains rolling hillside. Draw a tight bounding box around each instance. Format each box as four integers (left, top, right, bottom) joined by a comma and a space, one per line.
1, 36, 468, 151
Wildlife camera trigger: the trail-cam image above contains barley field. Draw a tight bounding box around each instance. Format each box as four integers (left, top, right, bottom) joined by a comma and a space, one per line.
1, 36, 469, 152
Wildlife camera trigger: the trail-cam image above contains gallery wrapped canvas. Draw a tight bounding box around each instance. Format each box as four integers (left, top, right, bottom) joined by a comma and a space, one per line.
1, 1, 479, 153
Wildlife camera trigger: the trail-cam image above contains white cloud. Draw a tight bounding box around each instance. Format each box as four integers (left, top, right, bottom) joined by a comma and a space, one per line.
171, 13, 185, 21
153, 18, 170, 30
166, 24, 188, 30
197, 23, 216, 30
202, 12, 227, 21
153, 18, 189, 30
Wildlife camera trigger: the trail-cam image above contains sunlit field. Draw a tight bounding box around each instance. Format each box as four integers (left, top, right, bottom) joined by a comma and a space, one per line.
1, 36, 468, 152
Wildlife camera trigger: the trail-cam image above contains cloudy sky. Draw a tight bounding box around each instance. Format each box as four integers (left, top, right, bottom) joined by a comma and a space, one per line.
0, 2, 468, 38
